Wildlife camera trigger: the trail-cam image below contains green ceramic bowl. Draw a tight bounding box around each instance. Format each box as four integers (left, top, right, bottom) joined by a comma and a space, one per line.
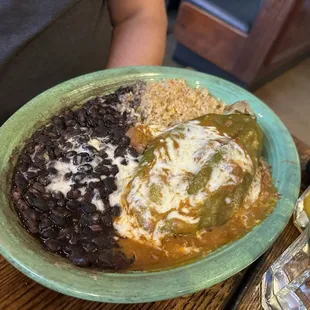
0, 67, 300, 303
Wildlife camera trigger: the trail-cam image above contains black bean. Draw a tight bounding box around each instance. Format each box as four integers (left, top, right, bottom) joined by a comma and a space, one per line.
60, 156, 70, 164
92, 236, 115, 249
64, 141, 73, 149
89, 224, 103, 232
41, 227, 58, 239
81, 143, 95, 153
32, 133, 42, 142
64, 172, 72, 180
101, 159, 112, 165
121, 159, 128, 166
90, 172, 101, 179
46, 127, 60, 139
119, 136, 130, 147
116, 85, 133, 96
66, 189, 81, 199
14, 172, 28, 189
128, 147, 140, 158
111, 130, 122, 143
98, 186, 108, 199
69, 233, 80, 245
77, 135, 89, 144
26, 143, 36, 154
23, 208, 39, 221
110, 205, 122, 217
21, 153, 32, 163
80, 203, 96, 214
103, 114, 116, 125
102, 177, 117, 195
51, 207, 70, 217
97, 126, 110, 138
114, 252, 132, 270
86, 252, 99, 265
32, 182, 45, 194
101, 213, 113, 227
54, 147, 63, 158
57, 199, 66, 207
104, 93, 119, 105
65, 151, 77, 158
81, 226, 93, 235
28, 186, 40, 196
66, 119, 77, 127
94, 164, 110, 175
72, 173, 86, 183
50, 214, 67, 227
82, 188, 93, 203
72, 182, 87, 190
46, 147, 56, 160
16, 199, 28, 212
89, 181, 101, 189
73, 153, 90, 165
58, 227, 73, 240
52, 191, 64, 200
24, 218, 38, 234
47, 200, 56, 208
87, 117, 97, 127
86, 104, 99, 115
44, 239, 62, 252
99, 151, 108, 159
81, 240, 97, 253
52, 116, 65, 131
63, 244, 81, 255
39, 218, 53, 231
110, 165, 119, 176
66, 199, 80, 211
77, 110, 86, 125
32, 197, 49, 211
77, 164, 93, 173
37, 175, 51, 186
69, 254, 90, 267
47, 167, 58, 175
97, 251, 115, 268
63, 110, 75, 121
36, 134, 50, 144
25, 171, 39, 180
24, 191, 35, 205
90, 212, 101, 223
19, 161, 30, 172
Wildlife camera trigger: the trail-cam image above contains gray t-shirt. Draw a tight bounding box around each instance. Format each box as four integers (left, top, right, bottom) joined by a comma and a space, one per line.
0, 0, 111, 125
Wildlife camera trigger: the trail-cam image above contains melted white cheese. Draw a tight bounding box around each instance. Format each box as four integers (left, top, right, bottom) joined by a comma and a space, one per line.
115, 121, 258, 246
45, 136, 140, 212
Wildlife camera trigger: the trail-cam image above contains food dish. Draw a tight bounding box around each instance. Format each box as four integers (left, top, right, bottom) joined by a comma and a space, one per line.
11, 79, 278, 271
0, 67, 300, 302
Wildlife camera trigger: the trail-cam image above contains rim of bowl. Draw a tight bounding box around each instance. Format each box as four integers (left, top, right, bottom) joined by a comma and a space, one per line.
0, 66, 301, 303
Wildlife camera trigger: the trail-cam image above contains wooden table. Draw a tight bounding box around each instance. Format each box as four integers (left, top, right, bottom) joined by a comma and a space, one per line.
0, 137, 308, 310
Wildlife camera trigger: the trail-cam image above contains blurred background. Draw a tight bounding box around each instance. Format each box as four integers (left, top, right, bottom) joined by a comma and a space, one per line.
163, 0, 310, 143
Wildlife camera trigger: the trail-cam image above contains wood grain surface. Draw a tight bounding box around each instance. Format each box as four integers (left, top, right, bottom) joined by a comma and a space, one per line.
0, 254, 245, 310
265, 0, 310, 66
0, 139, 309, 309
233, 0, 296, 83
174, 2, 246, 72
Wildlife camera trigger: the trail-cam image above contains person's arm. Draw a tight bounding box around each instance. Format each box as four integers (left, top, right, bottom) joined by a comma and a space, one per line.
106, 0, 167, 68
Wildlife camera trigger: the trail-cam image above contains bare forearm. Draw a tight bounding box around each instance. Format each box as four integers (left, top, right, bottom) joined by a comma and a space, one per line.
106, 0, 167, 68
107, 19, 166, 68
